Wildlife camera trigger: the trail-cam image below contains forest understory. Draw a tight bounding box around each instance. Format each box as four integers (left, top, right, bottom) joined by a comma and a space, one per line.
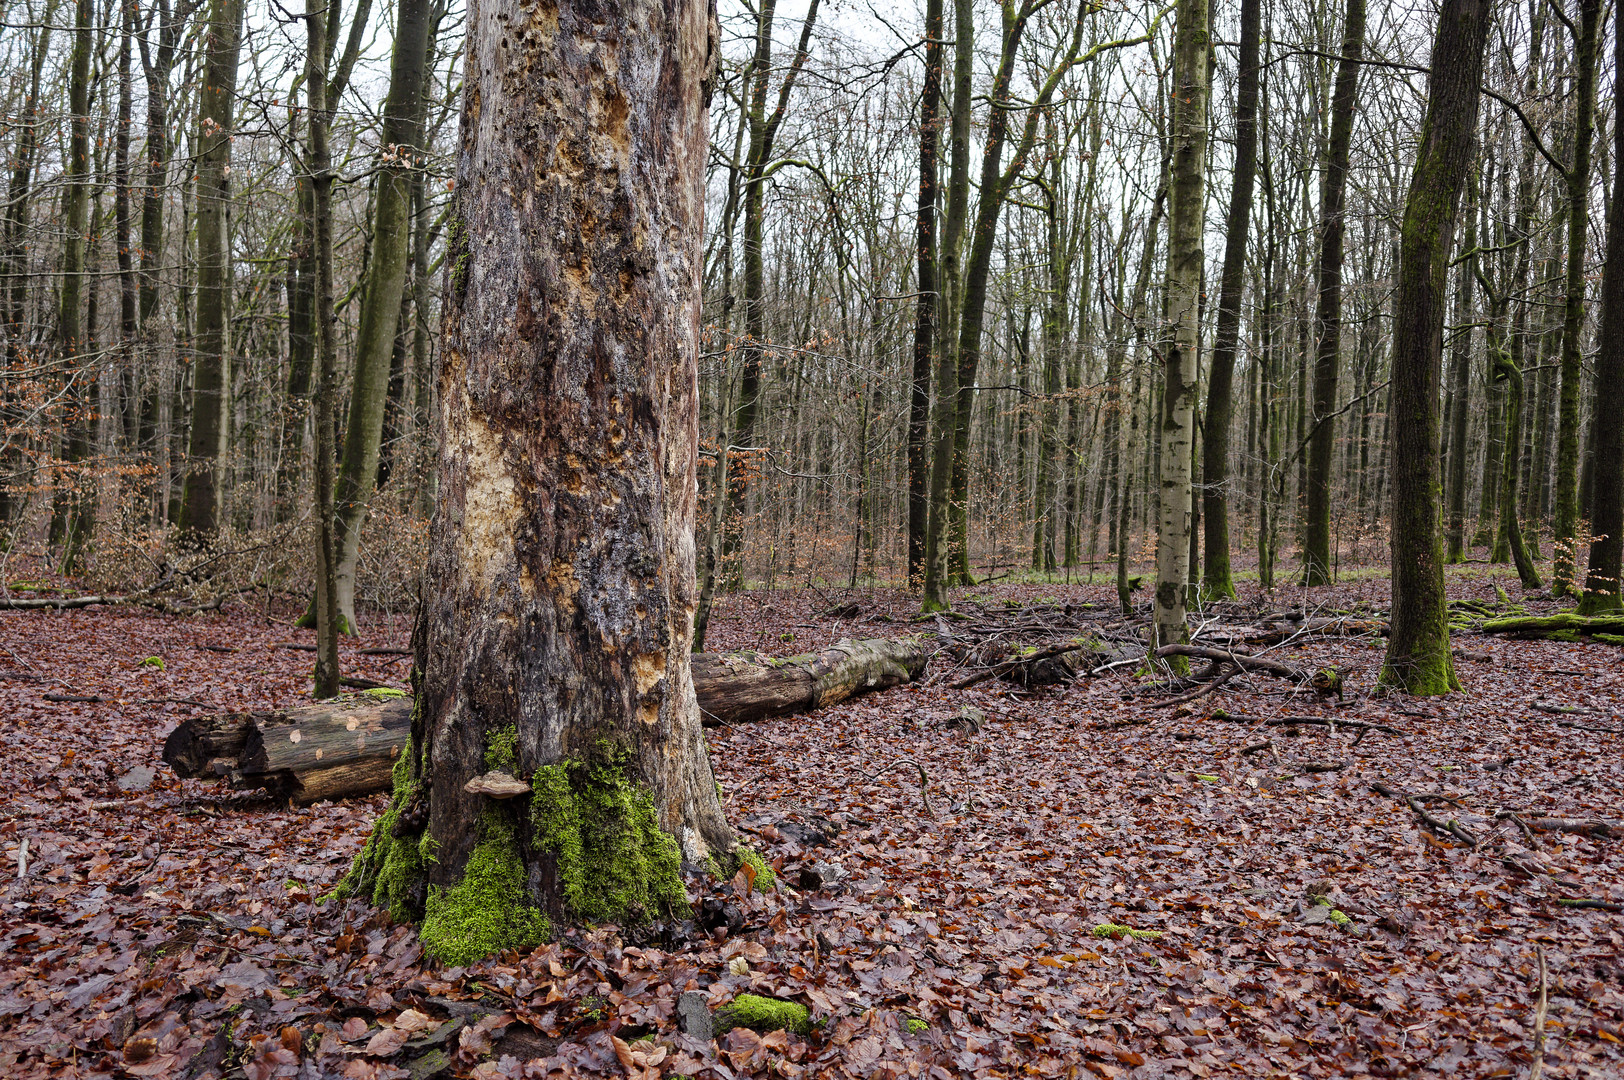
3, 560, 1622, 1079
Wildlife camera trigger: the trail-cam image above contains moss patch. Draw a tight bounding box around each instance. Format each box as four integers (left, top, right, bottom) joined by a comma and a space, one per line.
1093, 923, 1162, 942
331, 738, 423, 922
734, 848, 776, 892
485, 725, 520, 772
419, 812, 549, 967
528, 749, 687, 927
362, 686, 405, 699
714, 994, 811, 1035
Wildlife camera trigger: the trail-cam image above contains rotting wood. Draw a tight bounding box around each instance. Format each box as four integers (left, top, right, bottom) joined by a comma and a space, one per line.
163, 638, 928, 801
1155, 644, 1342, 697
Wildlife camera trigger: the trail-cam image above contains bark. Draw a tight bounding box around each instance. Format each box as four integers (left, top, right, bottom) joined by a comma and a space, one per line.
1379, 0, 1490, 695
1552, 0, 1601, 596
176, 0, 242, 545
114, 1, 138, 446
53, 0, 93, 568
1302, 0, 1365, 585
907, 0, 943, 586
1198, 0, 1259, 599
1443, 174, 1476, 563
163, 639, 928, 802
1579, 1, 1624, 614
328, 0, 436, 633
307, 0, 341, 698
1155, 0, 1209, 653
339, 0, 735, 963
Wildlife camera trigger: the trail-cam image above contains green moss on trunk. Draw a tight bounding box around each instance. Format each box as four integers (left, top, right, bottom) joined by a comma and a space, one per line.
419, 813, 549, 967
331, 738, 423, 922
528, 748, 687, 927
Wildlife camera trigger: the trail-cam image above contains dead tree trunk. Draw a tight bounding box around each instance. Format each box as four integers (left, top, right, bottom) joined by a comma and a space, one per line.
328, 0, 735, 967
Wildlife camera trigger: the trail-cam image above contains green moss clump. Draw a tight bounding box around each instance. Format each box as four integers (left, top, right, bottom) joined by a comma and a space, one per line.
1193, 774, 1220, 782
362, 686, 405, 699
485, 725, 520, 772
904, 1017, 929, 1034
331, 739, 423, 921
528, 750, 687, 927
139, 656, 165, 670
419, 812, 549, 967
714, 994, 811, 1036
734, 848, 776, 892
1092, 923, 1162, 942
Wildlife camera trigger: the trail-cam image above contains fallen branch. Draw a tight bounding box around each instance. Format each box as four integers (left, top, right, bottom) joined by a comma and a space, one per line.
1211, 709, 1401, 735
1155, 645, 1341, 697
1530, 947, 1548, 1080
1481, 613, 1624, 641
1556, 897, 1624, 912
1372, 782, 1480, 848
1156, 662, 1239, 708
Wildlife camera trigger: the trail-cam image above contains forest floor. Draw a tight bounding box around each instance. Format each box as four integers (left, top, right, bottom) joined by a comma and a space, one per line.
2, 560, 1623, 1079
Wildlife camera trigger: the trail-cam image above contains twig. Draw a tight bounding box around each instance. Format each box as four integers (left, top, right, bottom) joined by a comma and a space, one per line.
1212, 710, 1401, 735
1157, 661, 1239, 708
1529, 947, 1548, 1080
1372, 782, 1480, 848
858, 758, 934, 816
1555, 897, 1624, 912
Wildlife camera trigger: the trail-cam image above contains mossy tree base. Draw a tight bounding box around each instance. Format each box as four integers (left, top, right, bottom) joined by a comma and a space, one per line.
336, 736, 702, 967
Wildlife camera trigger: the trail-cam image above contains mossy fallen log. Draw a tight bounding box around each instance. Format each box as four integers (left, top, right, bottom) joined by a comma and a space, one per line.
162, 638, 926, 802
1479, 613, 1624, 641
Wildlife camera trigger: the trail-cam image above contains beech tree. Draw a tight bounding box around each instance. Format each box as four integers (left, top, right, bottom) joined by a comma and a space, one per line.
1380, 0, 1491, 695
337, 0, 738, 963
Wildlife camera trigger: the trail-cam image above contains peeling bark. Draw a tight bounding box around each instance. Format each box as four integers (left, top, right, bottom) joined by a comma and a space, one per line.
375, 0, 732, 949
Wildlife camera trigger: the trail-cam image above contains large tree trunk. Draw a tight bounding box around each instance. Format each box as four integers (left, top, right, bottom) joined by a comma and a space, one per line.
1579, 0, 1624, 614
175, 0, 242, 545
1154, 0, 1209, 654
1302, 0, 1365, 585
1379, 0, 1490, 694
337, 0, 736, 966
1198, 0, 1259, 600
163, 640, 929, 804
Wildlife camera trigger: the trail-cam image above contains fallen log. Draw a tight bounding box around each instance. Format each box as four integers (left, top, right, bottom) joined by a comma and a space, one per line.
163, 637, 926, 802
1480, 613, 1624, 642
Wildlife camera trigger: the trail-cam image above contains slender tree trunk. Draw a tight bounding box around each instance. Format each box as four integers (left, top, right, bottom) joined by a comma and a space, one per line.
1579, 0, 1624, 613
1199, 0, 1259, 599
115, 2, 138, 449
176, 0, 243, 546
54, 0, 93, 568
307, 0, 341, 699
1444, 171, 1476, 563
1302, 0, 1365, 585
1154, 0, 1208, 654
339, 0, 734, 965
1553, 0, 1600, 595
907, 0, 942, 587
326, 0, 435, 632
1380, 0, 1489, 695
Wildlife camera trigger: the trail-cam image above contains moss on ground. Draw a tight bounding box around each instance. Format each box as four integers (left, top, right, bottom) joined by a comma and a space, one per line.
714, 994, 811, 1035
1093, 923, 1162, 941
419, 813, 549, 967
735, 848, 776, 892
528, 747, 687, 926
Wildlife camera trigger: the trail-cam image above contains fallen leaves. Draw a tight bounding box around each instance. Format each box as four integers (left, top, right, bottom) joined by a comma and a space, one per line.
0, 575, 1621, 1078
